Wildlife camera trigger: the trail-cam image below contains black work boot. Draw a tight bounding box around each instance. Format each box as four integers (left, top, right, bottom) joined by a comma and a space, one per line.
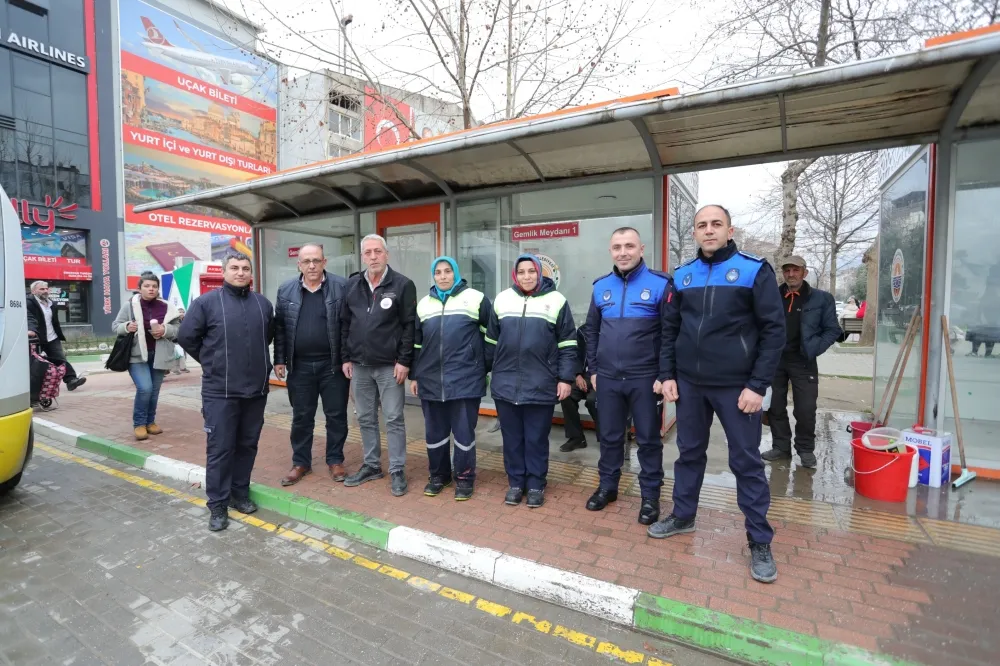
559, 438, 587, 452
585, 487, 617, 511
208, 507, 229, 532
423, 476, 452, 497
761, 448, 792, 462
638, 498, 660, 525
798, 451, 818, 469
526, 489, 544, 508
749, 541, 778, 583
390, 471, 408, 497
229, 496, 257, 514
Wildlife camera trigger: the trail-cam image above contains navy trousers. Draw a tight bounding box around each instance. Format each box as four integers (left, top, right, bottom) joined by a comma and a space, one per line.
495, 400, 554, 491
672, 379, 773, 544
287, 358, 350, 468
596, 376, 664, 498
422, 398, 480, 484
202, 395, 268, 511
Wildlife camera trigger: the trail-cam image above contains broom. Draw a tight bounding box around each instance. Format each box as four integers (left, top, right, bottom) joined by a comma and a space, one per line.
941, 315, 977, 489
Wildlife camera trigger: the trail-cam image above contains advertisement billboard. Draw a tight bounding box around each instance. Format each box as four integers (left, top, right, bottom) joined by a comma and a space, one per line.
119, 0, 278, 288
21, 227, 93, 282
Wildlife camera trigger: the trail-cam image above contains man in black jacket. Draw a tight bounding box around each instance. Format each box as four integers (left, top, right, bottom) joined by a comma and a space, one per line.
273, 244, 350, 487
179, 252, 274, 531
340, 234, 417, 497
762, 256, 841, 469
26, 281, 86, 391
559, 325, 599, 452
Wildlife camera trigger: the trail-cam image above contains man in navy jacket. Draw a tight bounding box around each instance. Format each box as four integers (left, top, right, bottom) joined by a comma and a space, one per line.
179, 252, 274, 532
762, 256, 840, 469
651, 205, 785, 584
585, 227, 673, 526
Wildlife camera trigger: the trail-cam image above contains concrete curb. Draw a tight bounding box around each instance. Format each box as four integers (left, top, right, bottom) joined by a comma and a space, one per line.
32, 417, 920, 666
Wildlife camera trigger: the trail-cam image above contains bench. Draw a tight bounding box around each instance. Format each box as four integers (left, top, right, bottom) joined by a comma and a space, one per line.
841, 318, 864, 334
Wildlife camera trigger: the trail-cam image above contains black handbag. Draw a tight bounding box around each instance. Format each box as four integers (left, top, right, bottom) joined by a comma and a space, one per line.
105, 302, 136, 372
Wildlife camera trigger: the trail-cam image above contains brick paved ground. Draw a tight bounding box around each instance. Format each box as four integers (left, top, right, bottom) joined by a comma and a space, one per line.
1, 439, 730, 666
37, 371, 1000, 666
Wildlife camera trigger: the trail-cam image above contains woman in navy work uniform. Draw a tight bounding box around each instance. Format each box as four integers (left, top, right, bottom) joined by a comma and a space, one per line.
410, 257, 492, 501
485, 254, 578, 508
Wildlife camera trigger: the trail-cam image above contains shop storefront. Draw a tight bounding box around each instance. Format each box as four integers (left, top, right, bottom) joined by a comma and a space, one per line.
2, 0, 124, 337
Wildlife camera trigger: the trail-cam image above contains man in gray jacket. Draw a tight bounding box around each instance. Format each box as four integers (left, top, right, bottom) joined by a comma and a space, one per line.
273, 243, 350, 487
179, 252, 274, 532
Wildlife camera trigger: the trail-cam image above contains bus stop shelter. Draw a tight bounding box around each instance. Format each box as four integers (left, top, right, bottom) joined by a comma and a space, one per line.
136, 26, 1000, 471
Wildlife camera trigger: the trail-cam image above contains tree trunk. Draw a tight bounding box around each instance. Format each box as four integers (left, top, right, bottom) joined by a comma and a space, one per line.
459, 0, 472, 128
775, 158, 816, 269
828, 247, 838, 297
505, 0, 514, 119
815, 0, 832, 67
860, 239, 878, 346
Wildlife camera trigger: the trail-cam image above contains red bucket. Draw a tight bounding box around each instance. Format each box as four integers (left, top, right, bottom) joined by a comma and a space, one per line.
848, 421, 876, 437
851, 439, 914, 502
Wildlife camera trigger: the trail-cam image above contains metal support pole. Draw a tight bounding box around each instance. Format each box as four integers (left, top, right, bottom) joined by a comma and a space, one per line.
449, 198, 459, 257
353, 210, 362, 273
926, 142, 953, 429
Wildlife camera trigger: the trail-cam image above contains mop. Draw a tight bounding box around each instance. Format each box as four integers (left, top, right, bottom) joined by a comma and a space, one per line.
942, 315, 977, 489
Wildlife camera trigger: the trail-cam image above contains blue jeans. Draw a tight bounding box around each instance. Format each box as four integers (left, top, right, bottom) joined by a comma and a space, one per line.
129, 357, 165, 427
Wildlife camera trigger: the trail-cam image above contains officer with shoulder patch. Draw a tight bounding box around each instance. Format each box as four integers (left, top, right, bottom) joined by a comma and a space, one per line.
585, 227, 673, 525
651, 205, 785, 584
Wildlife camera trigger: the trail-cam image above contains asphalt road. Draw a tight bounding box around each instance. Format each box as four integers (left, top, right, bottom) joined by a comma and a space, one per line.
0, 436, 735, 666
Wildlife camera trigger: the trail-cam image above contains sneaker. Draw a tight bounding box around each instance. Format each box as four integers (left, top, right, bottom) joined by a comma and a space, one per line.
455, 481, 474, 501
638, 498, 660, 525
423, 476, 452, 497
208, 507, 229, 532
559, 438, 587, 452
488, 420, 501, 433
66, 377, 87, 391
749, 541, 778, 583
229, 496, 257, 514
526, 489, 544, 508
344, 464, 384, 487
390, 471, 408, 497
133, 426, 148, 441
504, 487, 524, 505
798, 452, 818, 469
146, 423, 163, 435
647, 514, 696, 539
761, 448, 792, 462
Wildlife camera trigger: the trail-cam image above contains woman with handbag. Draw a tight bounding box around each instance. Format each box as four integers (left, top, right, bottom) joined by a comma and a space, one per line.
111, 271, 182, 441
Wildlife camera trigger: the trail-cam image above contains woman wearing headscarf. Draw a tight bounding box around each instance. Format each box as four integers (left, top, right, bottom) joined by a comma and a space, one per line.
411, 257, 493, 500
485, 254, 578, 508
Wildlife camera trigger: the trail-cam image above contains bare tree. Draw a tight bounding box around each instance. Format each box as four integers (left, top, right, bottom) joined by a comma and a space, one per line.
692, 0, 991, 267
796, 152, 880, 295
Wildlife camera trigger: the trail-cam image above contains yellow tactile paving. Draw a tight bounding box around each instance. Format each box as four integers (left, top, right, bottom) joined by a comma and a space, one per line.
34, 442, 673, 666
832, 506, 931, 544
919, 517, 1000, 556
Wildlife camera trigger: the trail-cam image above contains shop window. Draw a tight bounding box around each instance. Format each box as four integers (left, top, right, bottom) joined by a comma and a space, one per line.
21, 226, 92, 325
0, 50, 12, 118
457, 199, 500, 299
45, 1, 87, 56
6, 4, 50, 47
874, 150, 928, 429
0, 51, 89, 207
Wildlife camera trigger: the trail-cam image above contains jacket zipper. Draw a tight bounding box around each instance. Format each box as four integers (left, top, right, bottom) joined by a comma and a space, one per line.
739, 331, 749, 358
514, 296, 528, 405
695, 264, 713, 375
618, 273, 629, 379
364, 280, 379, 367
439, 296, 447, 401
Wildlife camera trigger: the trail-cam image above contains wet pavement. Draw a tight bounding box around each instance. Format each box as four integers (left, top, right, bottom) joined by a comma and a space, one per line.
0, 437, 733, 666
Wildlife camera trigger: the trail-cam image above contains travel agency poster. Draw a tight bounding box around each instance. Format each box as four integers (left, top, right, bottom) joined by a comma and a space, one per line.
118, 0, 278, 288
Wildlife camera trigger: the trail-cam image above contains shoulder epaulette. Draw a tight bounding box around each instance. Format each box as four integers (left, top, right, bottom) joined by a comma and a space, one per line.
648, 269, 672, 280
592, 271, 613, 284
676, 256, 699, 269
738, 251, 766, 263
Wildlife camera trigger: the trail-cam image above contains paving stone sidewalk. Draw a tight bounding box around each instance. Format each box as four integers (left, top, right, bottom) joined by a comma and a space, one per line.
37, 372, 1000, 666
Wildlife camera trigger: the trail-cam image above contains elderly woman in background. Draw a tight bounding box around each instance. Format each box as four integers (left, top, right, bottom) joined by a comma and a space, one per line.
112, 271, 182, 441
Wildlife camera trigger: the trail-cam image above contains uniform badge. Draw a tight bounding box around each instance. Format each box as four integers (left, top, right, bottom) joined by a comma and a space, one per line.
726, 268, 740, 283
640, 288, 651, 301
380, 297, 393, 309
682, 273, 692, 287
602, 290, 612, 301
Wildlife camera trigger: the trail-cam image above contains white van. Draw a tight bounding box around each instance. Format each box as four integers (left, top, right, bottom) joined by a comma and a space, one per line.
0, 186, 34, 494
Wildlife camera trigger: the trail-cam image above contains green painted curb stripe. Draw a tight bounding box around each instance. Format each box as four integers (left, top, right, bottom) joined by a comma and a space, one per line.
77, 435, 152, 469
247, 483, 395, 550
633, 593, 920, 666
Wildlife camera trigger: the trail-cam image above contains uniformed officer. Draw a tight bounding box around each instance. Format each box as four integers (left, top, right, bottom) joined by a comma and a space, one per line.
585, 227, 672, 525
651, 205, 785, 584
